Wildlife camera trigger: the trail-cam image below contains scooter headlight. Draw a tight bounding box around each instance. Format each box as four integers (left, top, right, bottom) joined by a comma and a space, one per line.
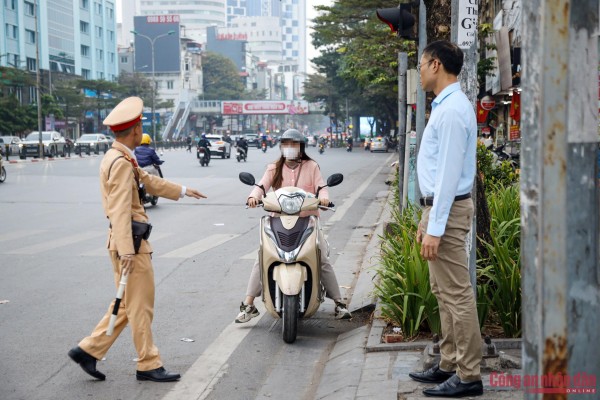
278, 193, 304, 214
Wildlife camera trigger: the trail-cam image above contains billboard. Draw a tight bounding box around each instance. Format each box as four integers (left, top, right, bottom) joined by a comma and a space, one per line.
221, 101, 309, 115
134, 15, 181, 74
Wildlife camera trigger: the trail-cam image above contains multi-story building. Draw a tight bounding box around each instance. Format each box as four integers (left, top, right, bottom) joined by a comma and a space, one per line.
0, 0, 118, 84
223, 16, 283, 63
279, 0, 306, 73
137, 0, 227, 44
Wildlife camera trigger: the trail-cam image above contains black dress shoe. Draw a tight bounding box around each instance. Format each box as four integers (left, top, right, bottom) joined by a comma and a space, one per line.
136, 366, 181, 382
409, 364, 456, 383
68, 346, 106, 381
423, 375, 484, 398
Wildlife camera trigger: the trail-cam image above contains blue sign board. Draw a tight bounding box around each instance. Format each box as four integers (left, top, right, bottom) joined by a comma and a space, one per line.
142, 112, 160, 127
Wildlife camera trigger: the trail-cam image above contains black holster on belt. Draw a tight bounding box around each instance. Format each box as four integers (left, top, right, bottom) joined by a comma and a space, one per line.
132, 221, 152, 254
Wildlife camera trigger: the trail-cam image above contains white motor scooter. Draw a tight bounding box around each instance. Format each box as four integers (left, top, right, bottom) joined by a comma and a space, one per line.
239, 171, 343, 343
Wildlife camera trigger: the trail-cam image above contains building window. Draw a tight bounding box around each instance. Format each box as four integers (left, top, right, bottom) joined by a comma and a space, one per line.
96, 27, 102, 38
167, 80, 174, 89
97, 72, 104, 79
80, 21, 89, 34
26, 57, 36, 71
80, 0, 88, 9
109, 52, 114, 63
82, 68, 91, 79
25, 29, 36, 44
28, 86, 36, 103
5, 24, 17, 39
24, 1, 34, 15
97, 49, 103, 60
4, 0, 15, 10
120, 56, 128, 63
108, 8, 114, 19
81, 45, 90, 57
96, 2, 102, 14
108, 30, 114, 42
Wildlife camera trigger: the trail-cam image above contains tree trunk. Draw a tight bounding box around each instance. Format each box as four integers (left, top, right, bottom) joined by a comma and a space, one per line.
423, 0, 452, 42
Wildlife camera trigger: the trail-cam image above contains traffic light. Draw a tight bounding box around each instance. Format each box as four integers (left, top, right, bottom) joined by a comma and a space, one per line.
376, 3, 416, 39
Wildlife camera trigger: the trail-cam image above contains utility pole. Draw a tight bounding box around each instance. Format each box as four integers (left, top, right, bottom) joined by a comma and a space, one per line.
521, 1, 599, 397
34, 0, 43, 159
413, 0, 426, 205
397, 53, 408, 213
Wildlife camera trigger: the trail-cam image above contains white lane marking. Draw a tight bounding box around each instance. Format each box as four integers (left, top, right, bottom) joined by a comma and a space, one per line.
161, 302, 266, 400
0, 230, 45, 242
239, 250, 257, 260
6, 231, 105, 255
159, 233, 240, 258
79, 231, 173, 257
326, 153, 394, 224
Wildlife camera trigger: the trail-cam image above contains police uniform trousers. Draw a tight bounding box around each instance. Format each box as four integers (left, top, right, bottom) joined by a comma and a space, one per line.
78, 250, 162, 372
246, 229, 342, 301
420, 198, 482, 382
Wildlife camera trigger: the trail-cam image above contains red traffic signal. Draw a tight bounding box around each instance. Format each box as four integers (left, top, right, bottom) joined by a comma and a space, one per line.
376, 4, 416, 39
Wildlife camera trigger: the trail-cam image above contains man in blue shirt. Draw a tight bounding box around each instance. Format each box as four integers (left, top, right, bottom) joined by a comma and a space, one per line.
408, 40, 482, 398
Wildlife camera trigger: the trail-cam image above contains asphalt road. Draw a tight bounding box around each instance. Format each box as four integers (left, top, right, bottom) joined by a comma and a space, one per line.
0, 145, 395, 400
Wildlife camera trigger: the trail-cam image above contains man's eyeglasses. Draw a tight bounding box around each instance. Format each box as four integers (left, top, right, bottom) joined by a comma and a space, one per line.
417, 59, 435, 72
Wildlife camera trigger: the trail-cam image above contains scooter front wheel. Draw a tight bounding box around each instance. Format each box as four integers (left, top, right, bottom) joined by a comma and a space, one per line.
0, 166, 6, 183
150, 196, 158, 206
282, 294, 299, 343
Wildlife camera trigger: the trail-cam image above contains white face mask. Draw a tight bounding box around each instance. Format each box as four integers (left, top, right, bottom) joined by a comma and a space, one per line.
282, 147, 300, 160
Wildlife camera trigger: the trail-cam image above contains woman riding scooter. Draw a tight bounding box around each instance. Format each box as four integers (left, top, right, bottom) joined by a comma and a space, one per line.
235, 129, 352, 323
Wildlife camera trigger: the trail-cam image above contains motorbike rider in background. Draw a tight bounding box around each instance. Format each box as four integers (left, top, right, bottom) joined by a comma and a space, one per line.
237, 135, 249, 160
197, 134, 212, 161
134, 134, 163, 175
234, 128, 352, 323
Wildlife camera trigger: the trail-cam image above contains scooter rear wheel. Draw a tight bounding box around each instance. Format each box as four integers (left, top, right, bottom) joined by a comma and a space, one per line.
282, 294, 299, 343
0, 166, 6, 183
150, 196, 158, 206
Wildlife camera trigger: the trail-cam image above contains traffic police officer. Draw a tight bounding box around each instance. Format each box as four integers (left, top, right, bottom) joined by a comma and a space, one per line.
68, 97, 206, 382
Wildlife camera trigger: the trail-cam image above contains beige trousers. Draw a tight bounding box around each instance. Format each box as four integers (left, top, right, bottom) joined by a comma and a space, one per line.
420, 198, 482, 382
79, 251, 162, 372
245, 230, 342, 301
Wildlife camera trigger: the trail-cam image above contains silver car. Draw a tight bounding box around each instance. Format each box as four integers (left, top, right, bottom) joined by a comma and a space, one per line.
0, 136, 22, 156
370, 137, 389, 153
75, 133, 112, 155
20, 131, 67, 158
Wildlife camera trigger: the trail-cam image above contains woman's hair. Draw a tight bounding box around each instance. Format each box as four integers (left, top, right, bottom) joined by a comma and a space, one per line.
271, 142, 314, 190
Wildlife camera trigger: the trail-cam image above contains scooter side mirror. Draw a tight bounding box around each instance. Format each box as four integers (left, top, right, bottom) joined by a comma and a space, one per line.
326, 173, 343, 187
239, 172, 255, 186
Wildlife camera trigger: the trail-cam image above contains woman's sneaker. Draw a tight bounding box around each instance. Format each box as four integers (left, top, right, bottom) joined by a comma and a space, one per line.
335, 302, 352, 320
235, 302, 260, 323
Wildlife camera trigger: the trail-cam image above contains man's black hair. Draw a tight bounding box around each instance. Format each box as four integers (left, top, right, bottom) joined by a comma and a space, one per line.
423, 40, 464, 76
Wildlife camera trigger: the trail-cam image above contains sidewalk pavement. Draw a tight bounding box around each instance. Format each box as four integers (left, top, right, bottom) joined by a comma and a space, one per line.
316, 185, 524, 400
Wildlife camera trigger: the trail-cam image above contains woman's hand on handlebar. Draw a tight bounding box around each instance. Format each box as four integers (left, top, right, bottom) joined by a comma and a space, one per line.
247, 197, 260, 208
319, 197, 329, 207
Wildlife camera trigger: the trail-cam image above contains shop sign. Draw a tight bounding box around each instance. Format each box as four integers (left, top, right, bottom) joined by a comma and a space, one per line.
481, 96, 495, 110
509, 125, 521, 141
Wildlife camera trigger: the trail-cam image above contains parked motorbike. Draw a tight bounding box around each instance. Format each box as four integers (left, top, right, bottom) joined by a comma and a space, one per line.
139, 164, 163, 206
236, 147, 247, 162
197, 146, 210, 167
239, 171, 343, 343
318, 143, 325, 154
0, 153, 6, 183
261, 141, 268, 153
488, 144, 520, 169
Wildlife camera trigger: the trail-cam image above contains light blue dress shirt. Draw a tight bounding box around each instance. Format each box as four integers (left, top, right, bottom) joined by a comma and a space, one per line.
416, 82, 476, 237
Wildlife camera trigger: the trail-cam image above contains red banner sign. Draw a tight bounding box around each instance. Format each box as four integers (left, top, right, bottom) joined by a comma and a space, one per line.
509, 125, 521, 141
221, 101, 309, 115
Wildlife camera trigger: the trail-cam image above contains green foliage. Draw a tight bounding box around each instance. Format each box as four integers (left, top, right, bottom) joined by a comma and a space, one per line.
202, 52, 245, 100
374, 204, 441, 338
477, 184, 521, 337
0, 95, 37, 135
477, 144, 520, 188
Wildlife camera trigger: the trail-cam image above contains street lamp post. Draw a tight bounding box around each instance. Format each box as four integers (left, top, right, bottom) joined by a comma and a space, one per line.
130, 30, 175, 146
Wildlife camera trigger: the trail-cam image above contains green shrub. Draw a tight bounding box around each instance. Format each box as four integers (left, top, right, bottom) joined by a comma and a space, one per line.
374, 205, 441, 338
477, 144, 520, 188
477, 184, 521, 337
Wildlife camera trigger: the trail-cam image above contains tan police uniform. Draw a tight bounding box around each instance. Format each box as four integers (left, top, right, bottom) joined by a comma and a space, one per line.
77, 97, 183, 372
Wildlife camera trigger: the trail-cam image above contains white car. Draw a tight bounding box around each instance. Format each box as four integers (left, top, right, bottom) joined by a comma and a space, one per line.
75, 133, 112, 155
206, 134, 232, 159
20, 131, 67, 159
0, 136, 22, 156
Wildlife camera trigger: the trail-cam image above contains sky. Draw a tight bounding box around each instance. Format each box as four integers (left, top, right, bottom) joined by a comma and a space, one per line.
115, 0, 328, 75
